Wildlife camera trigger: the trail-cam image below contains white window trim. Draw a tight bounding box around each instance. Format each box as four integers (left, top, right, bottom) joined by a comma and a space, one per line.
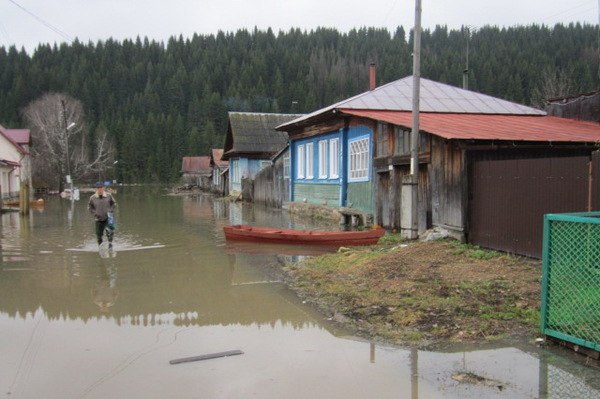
318, 140, 328, 179
283, 153, 290, 179
348, 136, 370, 182
306, 142, 314, 179
232, 159, 240, 183
297, 144, 305, 179
329, 138, 339, 179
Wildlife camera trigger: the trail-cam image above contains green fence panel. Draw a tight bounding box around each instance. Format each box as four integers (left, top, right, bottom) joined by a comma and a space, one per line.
541, 212, 600, 352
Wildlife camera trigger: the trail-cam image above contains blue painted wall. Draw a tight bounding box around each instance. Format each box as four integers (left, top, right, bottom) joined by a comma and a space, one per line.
229, 157, 270, 194
290, 125, 374, 213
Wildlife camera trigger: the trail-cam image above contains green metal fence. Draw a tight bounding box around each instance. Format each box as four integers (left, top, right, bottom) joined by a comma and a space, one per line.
541, 212, 600, 352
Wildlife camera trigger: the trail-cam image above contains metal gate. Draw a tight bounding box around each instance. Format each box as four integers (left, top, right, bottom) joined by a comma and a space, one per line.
541, 212, 600, 352
468, 151, 592, 258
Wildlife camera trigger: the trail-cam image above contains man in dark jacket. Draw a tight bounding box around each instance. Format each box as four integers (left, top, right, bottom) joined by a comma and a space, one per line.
88, 181, 116, 248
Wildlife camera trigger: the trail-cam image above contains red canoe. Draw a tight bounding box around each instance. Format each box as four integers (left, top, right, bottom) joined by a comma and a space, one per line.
223, 224, 385, 246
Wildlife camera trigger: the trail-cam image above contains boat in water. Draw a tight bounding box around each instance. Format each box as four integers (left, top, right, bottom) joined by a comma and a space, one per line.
223, 224, 385, 246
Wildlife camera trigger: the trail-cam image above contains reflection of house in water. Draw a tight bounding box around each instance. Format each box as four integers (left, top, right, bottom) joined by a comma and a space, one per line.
0, 250, 340, 335
182, 195, 215, 220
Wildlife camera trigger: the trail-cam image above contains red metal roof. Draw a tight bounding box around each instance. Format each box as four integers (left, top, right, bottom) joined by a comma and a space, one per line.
340, 110, 600, 142
2, 129, 30, 145
181, 156, 211, 173
0, 125, 28, 154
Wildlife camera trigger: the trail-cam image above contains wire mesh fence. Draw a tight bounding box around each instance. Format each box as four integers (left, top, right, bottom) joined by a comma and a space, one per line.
541, 212, 600, 352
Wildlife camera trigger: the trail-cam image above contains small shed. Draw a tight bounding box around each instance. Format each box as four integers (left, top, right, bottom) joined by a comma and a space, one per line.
181, 156, 212, 189
221, 112, 302, 196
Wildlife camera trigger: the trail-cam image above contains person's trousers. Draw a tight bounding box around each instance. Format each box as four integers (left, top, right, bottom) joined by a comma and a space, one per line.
95, 220, 114, 245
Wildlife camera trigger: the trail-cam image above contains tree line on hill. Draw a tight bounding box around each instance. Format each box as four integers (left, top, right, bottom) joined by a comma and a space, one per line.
0, 23, 597, 185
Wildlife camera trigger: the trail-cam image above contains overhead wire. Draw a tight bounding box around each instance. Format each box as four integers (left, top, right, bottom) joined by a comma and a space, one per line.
6, 0, 73, 43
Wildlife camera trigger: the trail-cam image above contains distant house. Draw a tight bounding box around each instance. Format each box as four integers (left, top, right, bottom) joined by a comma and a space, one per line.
181, 156, 212, 189
0, 124, 30, 200
278, 75, 600, 258
546, 90, 600, 123
221, 112, 303, 197
209, 148, 229, 195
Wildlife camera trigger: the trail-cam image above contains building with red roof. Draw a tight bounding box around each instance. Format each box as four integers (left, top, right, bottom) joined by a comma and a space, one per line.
277, 74, 600, 257
0, 124, 31, 201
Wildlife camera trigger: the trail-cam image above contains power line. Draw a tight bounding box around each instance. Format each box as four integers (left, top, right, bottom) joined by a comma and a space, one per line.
538, 1, 597, 23
7, 0, 73, 43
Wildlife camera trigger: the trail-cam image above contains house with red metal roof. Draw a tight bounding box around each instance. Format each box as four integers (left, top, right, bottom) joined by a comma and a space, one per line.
181, 156, 212, 189
0, 124, 31, 201
277, 73, 600, 258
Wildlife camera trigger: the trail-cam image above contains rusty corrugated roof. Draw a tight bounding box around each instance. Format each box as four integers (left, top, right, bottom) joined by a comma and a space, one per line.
181, 156, 211, 173
340, 109, 600, 142
211, 149, 228, 167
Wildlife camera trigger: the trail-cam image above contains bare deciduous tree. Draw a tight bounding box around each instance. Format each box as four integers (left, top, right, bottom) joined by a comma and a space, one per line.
23, 93, 115, 191
530, 66, 576, 108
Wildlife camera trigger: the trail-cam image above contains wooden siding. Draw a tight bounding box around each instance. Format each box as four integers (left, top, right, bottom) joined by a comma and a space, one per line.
253, 154, 289, 208
347, 181, 373, 213
294, 183, 340, 207
429, 137, 466, 236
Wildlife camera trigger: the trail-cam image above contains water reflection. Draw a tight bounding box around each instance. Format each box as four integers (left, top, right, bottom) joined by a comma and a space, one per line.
92, 260, 118, 313
1, 188, 599, 398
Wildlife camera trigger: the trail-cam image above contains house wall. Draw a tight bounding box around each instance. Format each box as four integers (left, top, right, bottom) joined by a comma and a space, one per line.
291, 131, 343, 206
229, 157, 270, 196
429, 137, 466, 238
346, 125, 374, 214
0, 134, 22, 198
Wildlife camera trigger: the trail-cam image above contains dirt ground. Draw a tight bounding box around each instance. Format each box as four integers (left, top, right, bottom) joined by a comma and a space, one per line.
284, 237, 542, 347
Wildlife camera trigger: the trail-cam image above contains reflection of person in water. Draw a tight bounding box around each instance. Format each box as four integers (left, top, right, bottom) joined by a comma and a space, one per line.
92, 262, 118, 313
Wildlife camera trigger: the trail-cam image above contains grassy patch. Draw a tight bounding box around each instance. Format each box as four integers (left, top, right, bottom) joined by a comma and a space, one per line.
447, 240, 505, 260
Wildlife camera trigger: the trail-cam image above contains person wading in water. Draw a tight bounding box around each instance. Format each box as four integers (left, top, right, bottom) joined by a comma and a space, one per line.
88, 181, 116, 249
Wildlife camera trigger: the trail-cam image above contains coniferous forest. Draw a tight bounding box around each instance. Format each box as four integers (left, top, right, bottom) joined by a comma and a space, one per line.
0, 23, 598, 183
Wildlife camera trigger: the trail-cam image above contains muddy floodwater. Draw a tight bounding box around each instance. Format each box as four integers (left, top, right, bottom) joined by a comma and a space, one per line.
1, 187, 599, 398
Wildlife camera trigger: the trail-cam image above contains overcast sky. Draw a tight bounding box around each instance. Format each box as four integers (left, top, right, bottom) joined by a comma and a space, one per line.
1, 0, 598, 53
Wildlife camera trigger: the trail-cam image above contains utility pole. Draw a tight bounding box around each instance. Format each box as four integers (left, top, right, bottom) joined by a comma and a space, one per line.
61, 99, 74, 200
401, 0, 421, 239
463, 26, 470, 90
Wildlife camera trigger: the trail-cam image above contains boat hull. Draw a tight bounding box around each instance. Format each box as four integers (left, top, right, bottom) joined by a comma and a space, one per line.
223, 225, 385, 246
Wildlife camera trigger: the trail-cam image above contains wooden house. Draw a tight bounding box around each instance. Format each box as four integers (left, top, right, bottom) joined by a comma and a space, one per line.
0, 124, 29, 200
209, 148, 229, 195
278, 75, 600, 258
181, 156, 212, 189
545, 90, 599, 122
221, 112, 302, 197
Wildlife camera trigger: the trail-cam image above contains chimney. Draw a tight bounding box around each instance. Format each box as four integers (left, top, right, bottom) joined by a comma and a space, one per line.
369, 63, 376, 91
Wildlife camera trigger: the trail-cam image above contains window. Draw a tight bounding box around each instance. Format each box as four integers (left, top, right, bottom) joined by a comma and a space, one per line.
318, 140, 328, 179
394, 126, 411, 156
394, 127, 429, 155
349, 137, 369, 181
232, 160, 240, 183
297, 144, 305, 179
283, 153, 290, 178
306, 142, 314, 179
213, 169, 220, 185
329, 138, 339, 178
376, 122, 389, 156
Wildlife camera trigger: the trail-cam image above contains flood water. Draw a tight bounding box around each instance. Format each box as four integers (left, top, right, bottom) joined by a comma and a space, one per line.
1, 187, 599, 399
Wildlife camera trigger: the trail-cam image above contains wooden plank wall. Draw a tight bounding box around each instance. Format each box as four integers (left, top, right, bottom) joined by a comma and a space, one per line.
429, 137, 466, 238
252, 157, 288, 208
